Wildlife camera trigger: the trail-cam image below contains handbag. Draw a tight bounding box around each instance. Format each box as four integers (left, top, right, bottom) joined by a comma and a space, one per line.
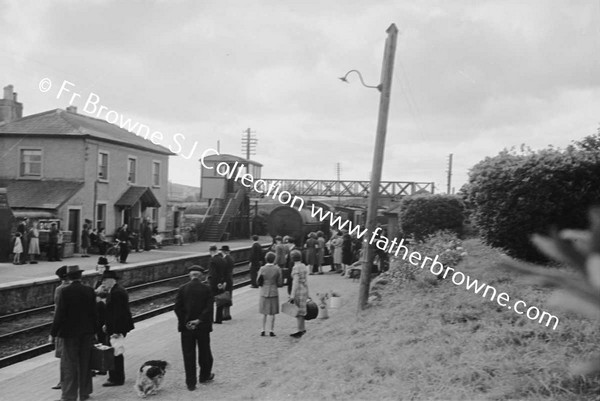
214, 291, 232, 307
305, 298, 319, 321
90, 344, 115, 371
281, 300, 299, 317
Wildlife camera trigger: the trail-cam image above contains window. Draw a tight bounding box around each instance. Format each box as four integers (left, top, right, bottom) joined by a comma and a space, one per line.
152, 161, 160, 186
20, 149, 42, 177
96, 203, 106, 231
98, 152, 109, 180
151, 207, 158, 223
127, 157, 137, 183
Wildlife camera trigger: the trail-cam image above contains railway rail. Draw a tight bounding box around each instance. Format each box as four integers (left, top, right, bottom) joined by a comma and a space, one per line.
0, 260, 255, 369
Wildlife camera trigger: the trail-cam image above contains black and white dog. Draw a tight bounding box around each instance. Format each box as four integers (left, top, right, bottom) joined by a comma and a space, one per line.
135, 360, 169, 398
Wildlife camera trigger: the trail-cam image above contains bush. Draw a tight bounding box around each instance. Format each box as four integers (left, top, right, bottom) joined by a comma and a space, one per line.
399, 194, 465, 240
465, 146, 600, 262
375, 230, 466, 288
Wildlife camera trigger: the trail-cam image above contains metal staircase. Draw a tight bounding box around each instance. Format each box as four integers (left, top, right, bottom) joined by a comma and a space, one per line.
202, 188, 246, 242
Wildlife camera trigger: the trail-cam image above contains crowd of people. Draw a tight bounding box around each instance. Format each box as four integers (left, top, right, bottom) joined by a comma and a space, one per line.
50, 257, 135, 400
8, 217, 45, 264
45, 228, 376, 398
5, 217, 175, 266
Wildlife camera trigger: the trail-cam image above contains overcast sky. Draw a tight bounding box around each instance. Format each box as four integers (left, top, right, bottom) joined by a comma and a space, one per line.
2, 1, 599, 193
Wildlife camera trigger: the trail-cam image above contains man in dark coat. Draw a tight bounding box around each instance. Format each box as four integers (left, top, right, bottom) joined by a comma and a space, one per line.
249, 235, 263, 288
220, 245, 234, 321
50, 265, 96, 401
48, 222, 61, 262
93, 259, 110, 376
174, 265, 215, 391
207, 245, 226, 324
52, 265, 70, 390
101, 270, 135, 387
117, 224, 130, 263
143, 221, 153, 251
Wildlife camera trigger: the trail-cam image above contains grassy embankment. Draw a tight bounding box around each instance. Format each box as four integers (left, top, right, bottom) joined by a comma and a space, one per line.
242, 238, 599, 400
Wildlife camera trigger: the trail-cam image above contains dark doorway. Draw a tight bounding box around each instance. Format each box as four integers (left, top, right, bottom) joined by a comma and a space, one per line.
227, 178, 235, 193
123, 208, 131, 228
68, 209, 80, 252
226, 163, 237, 193
174, 211, 181, 229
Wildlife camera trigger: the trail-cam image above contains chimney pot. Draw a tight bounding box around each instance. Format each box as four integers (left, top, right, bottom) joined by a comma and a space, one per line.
3, 85, 14, 100
66, 105, 77, 113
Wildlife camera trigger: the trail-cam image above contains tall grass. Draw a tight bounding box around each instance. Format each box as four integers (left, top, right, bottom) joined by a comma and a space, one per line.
242, 239, 599, 400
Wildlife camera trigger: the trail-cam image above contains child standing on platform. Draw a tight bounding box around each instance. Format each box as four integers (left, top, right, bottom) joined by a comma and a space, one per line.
13, 232, 23, 264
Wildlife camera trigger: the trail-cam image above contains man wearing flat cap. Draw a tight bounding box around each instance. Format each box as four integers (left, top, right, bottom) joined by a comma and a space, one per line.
50, 265, 96, 401
207, 245, 226, 324
101, 270, 134, 387
175, 265, 215, 390
93, 257, 111, 361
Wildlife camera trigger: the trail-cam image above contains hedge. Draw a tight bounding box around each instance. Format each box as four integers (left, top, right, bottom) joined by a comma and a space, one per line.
399, 194, 465, 240
464, 147, 600, 262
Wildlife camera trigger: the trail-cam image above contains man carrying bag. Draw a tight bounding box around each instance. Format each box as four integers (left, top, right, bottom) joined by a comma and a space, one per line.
100, 270, 134, 387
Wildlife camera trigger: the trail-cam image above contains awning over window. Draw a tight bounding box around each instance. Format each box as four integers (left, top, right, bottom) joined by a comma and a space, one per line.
115, 186, 161, 208
0, 179, 83, 209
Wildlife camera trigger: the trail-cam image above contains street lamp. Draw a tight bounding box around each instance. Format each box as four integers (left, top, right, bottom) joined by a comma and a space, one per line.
338, 70, 382, 92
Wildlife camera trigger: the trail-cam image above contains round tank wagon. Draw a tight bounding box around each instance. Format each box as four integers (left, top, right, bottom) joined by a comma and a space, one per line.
267, 206, 328, 246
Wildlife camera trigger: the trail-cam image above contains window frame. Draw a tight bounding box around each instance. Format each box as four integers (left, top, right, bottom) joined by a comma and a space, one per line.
18, 147, 43, 179
127, 156, 137, 184
96, 202, 107, 231
98, 151, 109, 182
152, 160, 161, 187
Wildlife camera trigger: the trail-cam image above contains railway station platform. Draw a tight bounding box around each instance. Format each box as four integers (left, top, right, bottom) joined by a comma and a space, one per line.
0, 236, 273, 286
0, 272, 358, 401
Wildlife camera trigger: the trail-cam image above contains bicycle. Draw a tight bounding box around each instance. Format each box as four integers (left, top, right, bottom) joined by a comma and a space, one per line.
105, 241, 122, 264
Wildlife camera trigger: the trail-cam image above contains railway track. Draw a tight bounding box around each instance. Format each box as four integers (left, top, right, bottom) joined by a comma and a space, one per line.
0, 261, 255, 369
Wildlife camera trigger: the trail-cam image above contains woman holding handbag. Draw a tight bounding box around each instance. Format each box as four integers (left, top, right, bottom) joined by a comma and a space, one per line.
289, 250, 310, 338
257, 251, 282, 337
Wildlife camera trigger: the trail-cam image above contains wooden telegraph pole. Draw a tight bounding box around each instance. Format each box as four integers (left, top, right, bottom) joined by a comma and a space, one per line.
447, 153, 453, 194
358, 23, 398, 311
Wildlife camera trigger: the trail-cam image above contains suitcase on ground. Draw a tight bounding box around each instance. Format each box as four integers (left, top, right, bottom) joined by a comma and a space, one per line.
305, 299, 319, 321
90, 344, 115, 371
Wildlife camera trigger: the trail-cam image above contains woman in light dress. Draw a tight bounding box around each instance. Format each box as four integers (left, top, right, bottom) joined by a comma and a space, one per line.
289, 250, 310, 338
28, 222, 41, 264
330, 231, 344, 273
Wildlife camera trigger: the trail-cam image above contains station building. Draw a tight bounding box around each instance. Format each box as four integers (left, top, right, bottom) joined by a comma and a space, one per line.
0, 85, 174, 252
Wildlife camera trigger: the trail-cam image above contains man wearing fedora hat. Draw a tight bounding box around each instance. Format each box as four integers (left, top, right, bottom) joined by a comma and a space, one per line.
50, 265, 96, 401
207, 245, 226, 324
100, 270, 134, 387
175, 265, 215, 390
220, 245, 234, 321
51, 265, 70, 390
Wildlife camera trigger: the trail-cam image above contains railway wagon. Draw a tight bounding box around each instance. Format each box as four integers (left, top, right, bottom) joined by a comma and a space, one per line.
267, 205, 327, 246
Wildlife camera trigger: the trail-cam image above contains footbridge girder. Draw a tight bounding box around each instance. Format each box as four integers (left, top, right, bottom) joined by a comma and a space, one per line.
251, 179, 434, 198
